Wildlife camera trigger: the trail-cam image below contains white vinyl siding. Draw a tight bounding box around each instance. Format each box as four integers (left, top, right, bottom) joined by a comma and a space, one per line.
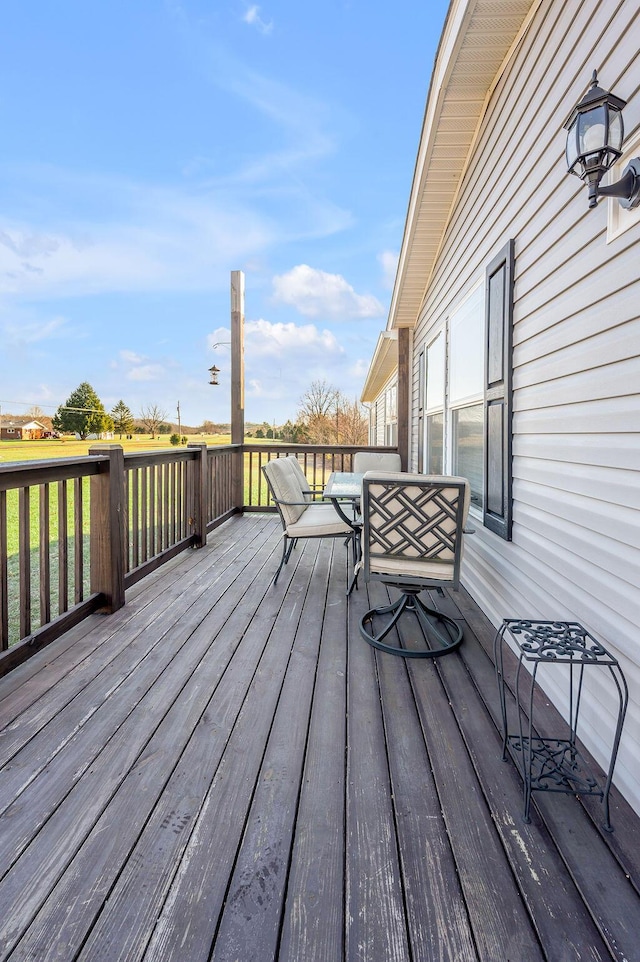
408, 0, 640, 812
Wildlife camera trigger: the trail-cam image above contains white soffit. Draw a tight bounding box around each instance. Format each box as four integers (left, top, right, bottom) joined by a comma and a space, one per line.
361, 331, 398, 402
388, 0, 538, 332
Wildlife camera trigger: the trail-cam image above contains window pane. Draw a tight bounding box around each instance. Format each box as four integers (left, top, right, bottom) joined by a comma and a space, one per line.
452, 404, 483, 506
426, 412, 444, 475
449, 285, 484, 404
426, 334, 445, 412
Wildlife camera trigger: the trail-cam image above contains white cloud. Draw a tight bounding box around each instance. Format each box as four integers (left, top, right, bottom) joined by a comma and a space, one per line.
1, 313, 69, 346
243, 5, 273, 34
378, 250, 398, 290
120, 349, 146, 364
0, 168, 351, 300
272, 265, 384, 320
246, 317, 343, 355
127, 364, 166, 382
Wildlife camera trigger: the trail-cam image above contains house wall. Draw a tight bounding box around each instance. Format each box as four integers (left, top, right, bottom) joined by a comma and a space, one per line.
411, 0, 640, 812
369, 384, 394, 446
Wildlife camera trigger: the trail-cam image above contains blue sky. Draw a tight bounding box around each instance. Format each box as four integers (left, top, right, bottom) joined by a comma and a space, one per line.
0, 0, 449, 427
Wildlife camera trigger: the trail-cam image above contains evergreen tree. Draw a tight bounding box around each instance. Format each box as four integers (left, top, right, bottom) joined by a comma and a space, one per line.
52, 382, 110, 439
111, 399, 134, 439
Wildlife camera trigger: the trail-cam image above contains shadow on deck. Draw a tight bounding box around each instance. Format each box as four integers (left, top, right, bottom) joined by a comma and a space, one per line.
0, 513, 638, 962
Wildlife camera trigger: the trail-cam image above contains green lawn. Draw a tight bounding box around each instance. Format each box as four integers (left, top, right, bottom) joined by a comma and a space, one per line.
0, 434, 234, 465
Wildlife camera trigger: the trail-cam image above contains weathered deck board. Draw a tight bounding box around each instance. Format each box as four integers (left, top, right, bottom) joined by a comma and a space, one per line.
0, 513, 638, 962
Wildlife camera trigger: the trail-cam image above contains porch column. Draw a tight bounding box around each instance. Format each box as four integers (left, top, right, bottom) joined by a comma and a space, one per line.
231, 270, 245, 510
397, 327, 411, 470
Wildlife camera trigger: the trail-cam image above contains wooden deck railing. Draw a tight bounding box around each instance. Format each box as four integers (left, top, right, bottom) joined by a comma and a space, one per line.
0, 441, 397, 673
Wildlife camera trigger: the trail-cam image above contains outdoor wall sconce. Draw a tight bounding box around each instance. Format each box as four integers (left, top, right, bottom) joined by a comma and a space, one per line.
564, 70, 640, 210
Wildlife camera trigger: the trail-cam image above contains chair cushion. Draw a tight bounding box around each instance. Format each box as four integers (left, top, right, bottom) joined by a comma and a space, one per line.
353, 452, 402, 473
286, 503, 353, 538
263, 458, 307, 525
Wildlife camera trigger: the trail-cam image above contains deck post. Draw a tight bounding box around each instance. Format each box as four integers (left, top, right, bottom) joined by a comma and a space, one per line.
187, 442, 208, 547
231, 270, 245, 510
398, 327, 410, 471
89, 444, 126, 612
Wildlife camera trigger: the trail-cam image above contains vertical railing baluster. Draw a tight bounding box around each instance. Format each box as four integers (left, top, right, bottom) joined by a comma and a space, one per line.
39, 483, 51, 627
148, 466, 155, 558
131, 468, 139, 568
74, 477, 84, 603
58, 480, 69, 614
0, 491, 8, 650
19, 487, 31, 638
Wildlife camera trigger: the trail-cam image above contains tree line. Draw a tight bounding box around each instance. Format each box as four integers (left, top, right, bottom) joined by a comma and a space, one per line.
49, 378, 368, 445
51, 383, 172, 441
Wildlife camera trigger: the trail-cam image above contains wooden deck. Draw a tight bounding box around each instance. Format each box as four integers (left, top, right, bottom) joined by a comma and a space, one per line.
0, 513, 638, 962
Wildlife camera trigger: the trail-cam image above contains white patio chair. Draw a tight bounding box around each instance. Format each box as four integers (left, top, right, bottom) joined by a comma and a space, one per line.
359, 472, 470, 658
262, 457, 355, 585
352, 451, 402, 473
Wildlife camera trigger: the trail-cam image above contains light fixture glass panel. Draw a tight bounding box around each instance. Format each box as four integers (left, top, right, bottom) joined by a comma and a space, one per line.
579, 105, 606, 156
609, 109, 624, 152
566, 117, 579, 169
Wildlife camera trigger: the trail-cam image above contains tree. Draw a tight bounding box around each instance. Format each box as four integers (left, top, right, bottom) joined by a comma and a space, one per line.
336, 397, 368, 445
297, 381, 368, 444
52, 382, 110, 439
139, 404, 168, 439
111, 400, 134, 439
297, 379, 339, 421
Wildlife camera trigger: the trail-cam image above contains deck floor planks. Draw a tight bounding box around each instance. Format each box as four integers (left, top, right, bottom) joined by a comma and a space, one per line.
0, 517, 282, 958
209, 540, 336, 962
431, 590, 615, 961
0, 515, 638, 962
134, 538, 327, 962
0, 519, 278, 854
277, 536, 348, 962
370, 585, 478, 962
345, 579, 411, 962
444, 587, 640, 962
0, 513, 273, 731
396, 594, 546, 962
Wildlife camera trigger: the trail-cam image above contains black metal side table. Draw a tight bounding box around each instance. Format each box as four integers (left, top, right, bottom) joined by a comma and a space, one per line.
494, 619, 628, 831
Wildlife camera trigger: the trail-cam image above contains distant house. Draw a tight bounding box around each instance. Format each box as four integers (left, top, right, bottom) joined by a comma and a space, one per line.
0, 418, 48, 441
362, 0, 640, 815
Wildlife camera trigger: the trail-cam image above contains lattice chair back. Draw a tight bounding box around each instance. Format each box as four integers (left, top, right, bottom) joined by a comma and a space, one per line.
362, 473, 470, 590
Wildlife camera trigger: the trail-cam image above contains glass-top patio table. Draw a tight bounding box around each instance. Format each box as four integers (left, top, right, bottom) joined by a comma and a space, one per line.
323, 472, 365, 594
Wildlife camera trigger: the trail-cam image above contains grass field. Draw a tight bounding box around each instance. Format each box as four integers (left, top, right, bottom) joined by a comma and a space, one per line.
0, 434, 234, 464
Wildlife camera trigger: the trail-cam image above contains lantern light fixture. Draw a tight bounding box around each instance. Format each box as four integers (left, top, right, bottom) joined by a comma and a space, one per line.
564, 70, 640, 210
208, 341, 231, 387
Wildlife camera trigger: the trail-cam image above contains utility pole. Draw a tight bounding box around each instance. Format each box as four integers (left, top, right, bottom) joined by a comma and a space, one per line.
177, 401, 181, 438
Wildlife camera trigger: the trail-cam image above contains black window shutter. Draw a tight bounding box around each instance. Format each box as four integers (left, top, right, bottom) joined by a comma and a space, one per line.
483, 239, 514, 540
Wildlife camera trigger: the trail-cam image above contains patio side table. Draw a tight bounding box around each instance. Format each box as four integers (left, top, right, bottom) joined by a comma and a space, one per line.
494, 619, 628, 831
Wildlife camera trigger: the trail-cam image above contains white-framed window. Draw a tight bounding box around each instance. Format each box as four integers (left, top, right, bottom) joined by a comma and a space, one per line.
385, 384, 398, 445
418, 240, 514, 538
422, 284, 484, 508
449, 283, 484, 507
424, 331, 445, 475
